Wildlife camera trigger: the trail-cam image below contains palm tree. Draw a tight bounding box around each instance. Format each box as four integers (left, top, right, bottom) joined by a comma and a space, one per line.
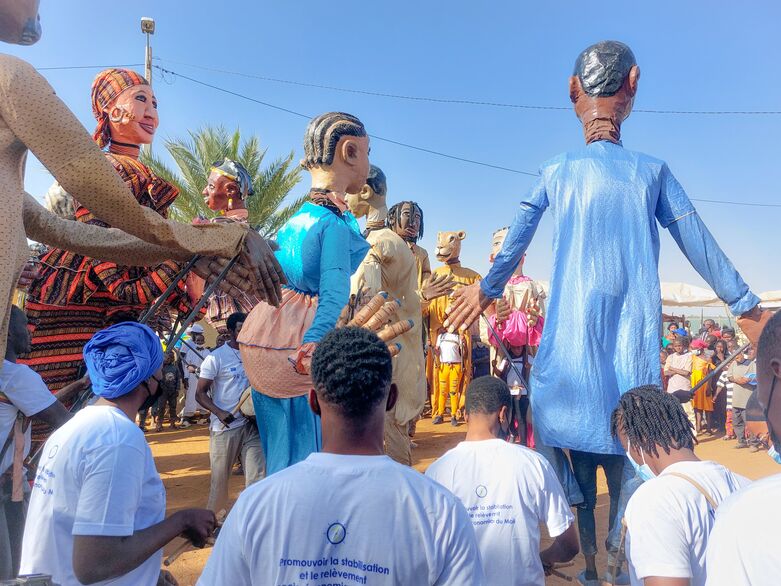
142, 126, 305, 237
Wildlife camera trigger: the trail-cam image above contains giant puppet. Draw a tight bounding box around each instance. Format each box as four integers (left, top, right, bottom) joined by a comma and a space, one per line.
0, 1, 284, 366
239, 113, 410, 475
446, 40, 767, 455
346, 166, 453, 464
22, 69, 210, 391
428, 231, 481, 423
481, 227, 546, 373
191, 158, 260, 334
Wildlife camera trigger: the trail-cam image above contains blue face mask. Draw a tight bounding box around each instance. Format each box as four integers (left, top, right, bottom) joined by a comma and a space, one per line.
627, 441, 656, 481
768, 445, 781, 465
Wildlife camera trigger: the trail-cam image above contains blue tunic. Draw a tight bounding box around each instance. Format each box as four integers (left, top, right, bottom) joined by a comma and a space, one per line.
275, 202, 369, 343
482, 141, 758, 454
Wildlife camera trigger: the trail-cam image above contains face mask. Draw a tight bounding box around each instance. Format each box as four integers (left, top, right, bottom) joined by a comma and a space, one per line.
627, 441, 656, 481
769, 445, 781, 465
763, 375, 780, 464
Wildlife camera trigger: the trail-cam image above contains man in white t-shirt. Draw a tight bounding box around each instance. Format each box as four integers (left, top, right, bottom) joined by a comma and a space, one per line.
0, 306, 81, 580
426, 376, 578, 586
180, 323, 211, 424
611, 385, 749, 585
706, 311, 781, 584
196, 312, 264, 512
20, 322, 216, 586
198, 326, 483, 585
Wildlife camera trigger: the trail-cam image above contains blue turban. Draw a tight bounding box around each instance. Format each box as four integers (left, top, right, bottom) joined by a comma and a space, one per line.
674, 328, 688, 337
84, 322, 164, 399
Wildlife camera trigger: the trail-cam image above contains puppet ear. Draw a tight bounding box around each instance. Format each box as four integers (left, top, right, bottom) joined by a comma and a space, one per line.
628, 65, 641, 96
457, 231, 466, 240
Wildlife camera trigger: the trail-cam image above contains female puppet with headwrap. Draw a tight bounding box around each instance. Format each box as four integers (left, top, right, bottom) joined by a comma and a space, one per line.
188, 158, 261, 335
23, 69, 200, 393
238, 112, 371, 475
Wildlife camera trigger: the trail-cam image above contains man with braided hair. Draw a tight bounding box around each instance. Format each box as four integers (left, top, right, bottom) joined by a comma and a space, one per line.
611, 386, 748, 586
200, 327, 482, 585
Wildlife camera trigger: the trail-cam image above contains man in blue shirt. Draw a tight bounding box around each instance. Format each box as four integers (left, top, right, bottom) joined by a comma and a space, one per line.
445, 40, 770, 584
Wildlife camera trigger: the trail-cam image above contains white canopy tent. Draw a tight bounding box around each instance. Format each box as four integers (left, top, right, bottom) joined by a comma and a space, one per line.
661, 282, 781, 310
535, 280, 780, 309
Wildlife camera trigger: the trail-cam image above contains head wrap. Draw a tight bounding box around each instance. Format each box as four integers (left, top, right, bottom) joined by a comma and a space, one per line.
189, 324, 204, 334
210, 159, 254, 198
691, 339, 707, 350
84, 322, 163, 400
91, 68, 149, 149
674, 328, 688, 337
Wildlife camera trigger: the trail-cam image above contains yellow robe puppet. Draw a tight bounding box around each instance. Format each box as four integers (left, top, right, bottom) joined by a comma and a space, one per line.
428, 231, 481, 423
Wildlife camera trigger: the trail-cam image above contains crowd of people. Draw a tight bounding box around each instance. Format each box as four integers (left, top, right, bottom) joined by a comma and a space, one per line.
0, 7, 779, 584
661, 319, 766, 452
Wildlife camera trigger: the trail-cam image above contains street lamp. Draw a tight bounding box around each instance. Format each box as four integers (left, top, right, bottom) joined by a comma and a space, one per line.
140, 17, 155, 153
140, 17, 154, 86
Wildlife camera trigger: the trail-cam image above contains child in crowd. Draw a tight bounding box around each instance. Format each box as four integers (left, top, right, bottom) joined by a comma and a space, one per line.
497, 344, 531, 445
726, 345, 756, 449
156, 350, 181, 432
690, 339, 714, 435
665, 335, 694, 426
434, 327, 466, 426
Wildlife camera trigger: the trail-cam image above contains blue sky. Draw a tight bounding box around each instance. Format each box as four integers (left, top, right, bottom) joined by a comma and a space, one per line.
6, 1, 780, 299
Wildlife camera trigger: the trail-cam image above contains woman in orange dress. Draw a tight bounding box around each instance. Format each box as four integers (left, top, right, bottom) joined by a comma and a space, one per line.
690, 338, 715, 434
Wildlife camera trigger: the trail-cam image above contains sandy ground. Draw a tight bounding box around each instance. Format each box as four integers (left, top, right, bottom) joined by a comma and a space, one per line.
151, 419, 778, 585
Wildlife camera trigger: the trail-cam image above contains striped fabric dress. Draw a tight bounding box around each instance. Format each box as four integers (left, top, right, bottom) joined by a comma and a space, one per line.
22, 152, 192, 393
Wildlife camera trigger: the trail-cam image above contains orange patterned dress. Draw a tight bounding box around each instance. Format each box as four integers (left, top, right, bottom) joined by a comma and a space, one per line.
22, 152, 192, 392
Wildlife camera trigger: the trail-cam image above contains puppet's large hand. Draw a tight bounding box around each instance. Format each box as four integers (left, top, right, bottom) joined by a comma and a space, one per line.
445, 282, 493, 333
737, 306, 773, 348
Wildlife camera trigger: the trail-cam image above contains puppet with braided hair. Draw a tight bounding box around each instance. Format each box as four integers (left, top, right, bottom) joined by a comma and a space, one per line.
239, 113, 410, 475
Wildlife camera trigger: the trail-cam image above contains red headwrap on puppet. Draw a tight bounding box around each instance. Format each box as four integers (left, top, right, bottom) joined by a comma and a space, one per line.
90, 68, 149, 149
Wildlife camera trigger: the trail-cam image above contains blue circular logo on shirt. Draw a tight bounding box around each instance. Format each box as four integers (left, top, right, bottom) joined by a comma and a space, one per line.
326, 522, 347, 544
475, 485, 488, 498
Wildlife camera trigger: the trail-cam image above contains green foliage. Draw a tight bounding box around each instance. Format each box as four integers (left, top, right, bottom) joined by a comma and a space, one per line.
141, 126, 304, 237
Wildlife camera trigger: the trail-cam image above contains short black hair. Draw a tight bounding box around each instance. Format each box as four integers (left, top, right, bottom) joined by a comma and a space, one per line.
366, 165, 387, 198
573, 40, 636, 97
311, 327, 392, 419
758, 311, 781, 377
611, 385, 695, 458
226, 312, 247, 334
721, 326, 736, 337
465, 376, 511, 416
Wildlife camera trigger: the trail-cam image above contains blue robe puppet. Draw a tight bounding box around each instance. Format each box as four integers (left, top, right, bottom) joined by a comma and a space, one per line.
239, 113, 370, 476
455, 44, 761, 559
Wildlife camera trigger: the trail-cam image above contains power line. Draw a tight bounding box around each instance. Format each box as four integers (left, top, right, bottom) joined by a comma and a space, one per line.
37, 63, 144, 71
152, 64, 779, 209
157, 57, 781, 117
153, 65, 536, 177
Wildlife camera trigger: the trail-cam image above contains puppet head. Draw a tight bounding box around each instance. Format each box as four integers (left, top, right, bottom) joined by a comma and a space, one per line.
387, 201, 424, 243
91, 68, 156, 150
489, 226, 525, 274
203, 158, 254, 218
0, 0, 41, 45
569, 41, 640, 144
436, 230, 466, 264
302, 112, 370, 209
346, 164, 387, 219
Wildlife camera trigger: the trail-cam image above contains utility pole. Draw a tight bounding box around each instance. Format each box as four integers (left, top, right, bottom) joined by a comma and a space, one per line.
140, 17, 155, 154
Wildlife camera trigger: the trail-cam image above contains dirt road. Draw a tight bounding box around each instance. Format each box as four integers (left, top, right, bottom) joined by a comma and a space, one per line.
152, 419, 777, 585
